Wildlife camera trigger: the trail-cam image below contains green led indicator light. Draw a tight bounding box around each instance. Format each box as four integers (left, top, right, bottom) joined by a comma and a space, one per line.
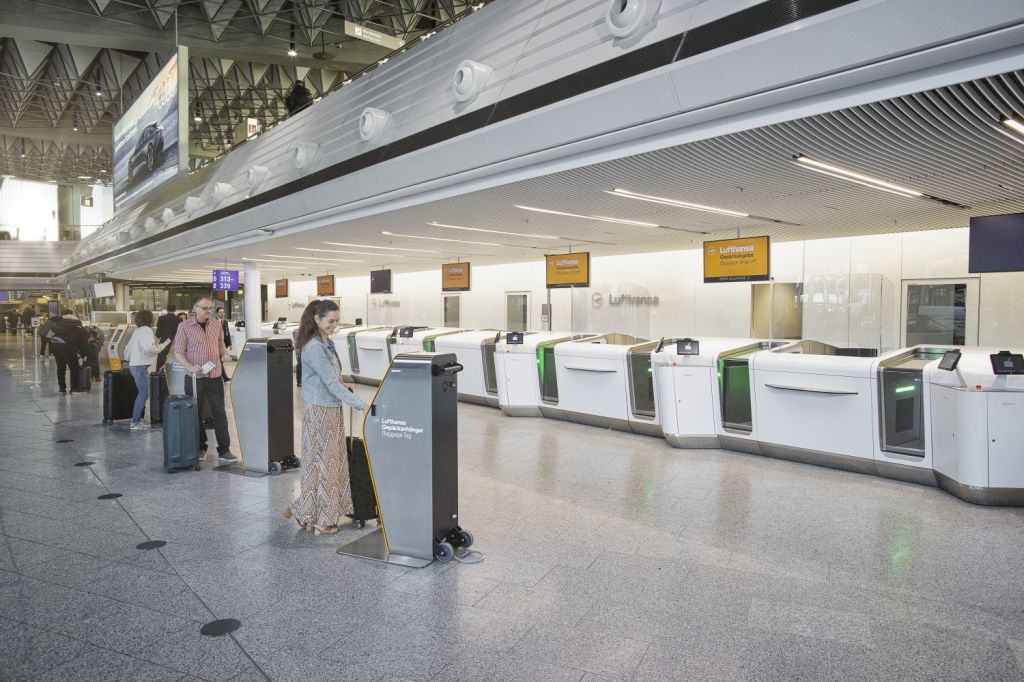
894, 385, 915, 394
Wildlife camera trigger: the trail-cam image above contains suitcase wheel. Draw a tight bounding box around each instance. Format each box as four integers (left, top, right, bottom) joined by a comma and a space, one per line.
352, 519, 365, 529
194, 464, 201, 471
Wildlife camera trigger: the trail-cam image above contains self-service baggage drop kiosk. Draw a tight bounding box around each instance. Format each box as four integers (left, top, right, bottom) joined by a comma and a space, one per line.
337, 352, 473, 567
228, 337, 300, 475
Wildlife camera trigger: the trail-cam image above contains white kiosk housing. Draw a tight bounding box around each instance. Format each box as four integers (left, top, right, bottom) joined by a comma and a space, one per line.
433, 329, 502, 406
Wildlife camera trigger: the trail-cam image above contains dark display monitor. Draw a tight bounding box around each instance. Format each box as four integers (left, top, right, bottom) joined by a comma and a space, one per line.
990, 351, 1024, 375
969, 213, 1024, 273
370, 269, 392, 294
399, 326, 415, 338
506, 331, 524, 345
938, 349, 961, 372
676, 338, 700, 356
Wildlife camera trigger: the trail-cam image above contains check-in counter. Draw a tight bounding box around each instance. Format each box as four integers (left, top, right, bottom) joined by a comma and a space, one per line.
352, 327, 401, 385
494, 331, 594, 417
927, 347, 1024, 505
332, 325, 388, 381
652, 337, 759, 448
433, 330, 502, 406
393, 327, 464, 352
541, 334, 660, 435
751, 340, 886, 473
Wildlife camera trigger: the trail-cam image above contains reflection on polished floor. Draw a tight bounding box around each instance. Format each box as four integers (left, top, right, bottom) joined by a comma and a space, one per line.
1, 334, 1023, 681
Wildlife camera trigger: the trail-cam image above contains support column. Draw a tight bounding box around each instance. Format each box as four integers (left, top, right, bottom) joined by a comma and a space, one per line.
243, 261, 261, 331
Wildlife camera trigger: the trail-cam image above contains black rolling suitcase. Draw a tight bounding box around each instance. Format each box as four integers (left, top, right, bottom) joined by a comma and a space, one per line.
103, 370, 138, 424
163, 375, 200, 473
149, 371, 168, 425
345, 404, 378, 528
75, 359, 91, 393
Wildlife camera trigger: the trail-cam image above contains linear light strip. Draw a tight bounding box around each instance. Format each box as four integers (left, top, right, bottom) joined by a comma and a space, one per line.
295, 247, 415, 258
513, 205, 659, 228
607, 188, 749, 217
381, 230, 503, 247
1001, 116, 1024, 144
427, 221, 560, 240
262, 254, 363, 263
323, 241, 440, 253
792, 155, 922, 196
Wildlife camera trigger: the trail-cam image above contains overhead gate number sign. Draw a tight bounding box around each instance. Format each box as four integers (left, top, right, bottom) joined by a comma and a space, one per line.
212, 269, 239, 291
703, 236, 770, 283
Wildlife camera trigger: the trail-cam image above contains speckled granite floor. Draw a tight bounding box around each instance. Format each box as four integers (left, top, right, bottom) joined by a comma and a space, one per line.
1, 334, 1023, 681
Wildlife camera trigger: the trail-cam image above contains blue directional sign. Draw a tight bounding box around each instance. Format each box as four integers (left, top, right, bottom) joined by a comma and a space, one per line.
212, 269, 239, 291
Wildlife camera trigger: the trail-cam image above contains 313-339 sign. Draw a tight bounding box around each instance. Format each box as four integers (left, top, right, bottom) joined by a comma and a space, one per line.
212, 270, 239, 291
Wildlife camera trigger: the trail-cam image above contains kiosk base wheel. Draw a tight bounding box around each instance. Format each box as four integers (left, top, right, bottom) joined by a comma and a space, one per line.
434, 541, 454, 563
269, 462, 282, 475
458, 529, 474, 549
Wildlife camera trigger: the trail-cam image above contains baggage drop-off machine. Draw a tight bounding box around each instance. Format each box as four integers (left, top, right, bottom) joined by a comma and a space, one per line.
337, 352, 473, 567
228, 337, 300, 475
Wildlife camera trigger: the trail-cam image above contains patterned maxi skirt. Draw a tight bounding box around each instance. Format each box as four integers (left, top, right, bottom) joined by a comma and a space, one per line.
288, 404, 353, 530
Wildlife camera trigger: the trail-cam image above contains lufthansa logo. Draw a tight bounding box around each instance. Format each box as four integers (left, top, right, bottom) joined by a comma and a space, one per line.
591, 293, 603, 308
707, 246, 716, 256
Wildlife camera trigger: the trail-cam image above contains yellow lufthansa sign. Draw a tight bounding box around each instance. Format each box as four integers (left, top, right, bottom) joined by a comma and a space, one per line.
703, 236, 770, 283
441, 263, 471, 292
546, 252, 590, 289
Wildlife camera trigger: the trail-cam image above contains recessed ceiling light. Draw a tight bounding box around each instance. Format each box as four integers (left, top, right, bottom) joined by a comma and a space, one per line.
78, 175, 92, 180
323, 241, 440, 253
606, 188, 749, 218
427, 221, 560, 240
381, 231, 502, 247
287, 42, 297, 57
514, 205, 659, 228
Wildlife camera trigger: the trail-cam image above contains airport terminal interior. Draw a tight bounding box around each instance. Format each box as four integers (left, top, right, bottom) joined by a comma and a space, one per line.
3, 0, 1024, 679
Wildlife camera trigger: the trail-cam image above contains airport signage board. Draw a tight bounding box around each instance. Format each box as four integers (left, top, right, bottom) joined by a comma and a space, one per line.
441, 263, 471, 292
317, 274, 336, 296
275, 279, 289, 298
81, 196, 93, 207
344, 21, 404, 50
546, 252, 590, 289
703, 236, 770, 283
212, 269, 239, 291
112, 46, 188, 213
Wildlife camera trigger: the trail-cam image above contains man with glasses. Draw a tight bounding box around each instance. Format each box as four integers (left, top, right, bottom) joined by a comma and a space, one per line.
173, 295, 236, 462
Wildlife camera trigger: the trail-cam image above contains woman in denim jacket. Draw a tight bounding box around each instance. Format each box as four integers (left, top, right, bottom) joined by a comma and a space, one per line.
284, 299, 367, 534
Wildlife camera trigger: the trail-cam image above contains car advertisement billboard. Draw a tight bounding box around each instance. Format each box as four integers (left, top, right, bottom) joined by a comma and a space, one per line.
112, 47, 187, 212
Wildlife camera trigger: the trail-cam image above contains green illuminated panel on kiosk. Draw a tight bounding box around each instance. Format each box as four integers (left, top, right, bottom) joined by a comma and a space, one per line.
720, 357, 753, 432
537, 341, 560, 403
628, 349, 656, 419
482, 341, 499, 395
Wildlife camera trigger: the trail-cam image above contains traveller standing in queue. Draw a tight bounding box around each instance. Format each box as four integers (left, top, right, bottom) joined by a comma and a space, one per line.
284, 300, 367, 534
173, 296, 236, 462
123, 310, 169, 430
49, 309, 89, 394
155, 304, 181, 371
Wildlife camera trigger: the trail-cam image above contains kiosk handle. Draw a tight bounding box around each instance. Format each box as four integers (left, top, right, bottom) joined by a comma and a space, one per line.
765, 383, 858, 396
438, 361, 463, 375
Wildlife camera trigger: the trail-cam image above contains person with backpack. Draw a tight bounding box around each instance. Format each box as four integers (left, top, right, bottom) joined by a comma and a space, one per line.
123, 310, 169, 430
48, 310, 89, 394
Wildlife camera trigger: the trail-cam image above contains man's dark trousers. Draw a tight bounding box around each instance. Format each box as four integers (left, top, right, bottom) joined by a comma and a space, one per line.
184, 376, 231, 455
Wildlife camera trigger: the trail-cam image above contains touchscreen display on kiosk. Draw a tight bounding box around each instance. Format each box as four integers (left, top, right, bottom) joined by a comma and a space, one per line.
990, 351, 1024, 375
676, 338, 700, 356
399, 327, 415, 338
938, 350, 962, 371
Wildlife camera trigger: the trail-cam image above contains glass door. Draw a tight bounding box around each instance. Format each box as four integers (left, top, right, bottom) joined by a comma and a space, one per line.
442, 294, 460, 328
901, 279, 978, 346
505, 292, 530, 331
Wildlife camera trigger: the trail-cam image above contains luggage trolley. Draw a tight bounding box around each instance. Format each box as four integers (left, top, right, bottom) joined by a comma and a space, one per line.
337, 352, 473, 566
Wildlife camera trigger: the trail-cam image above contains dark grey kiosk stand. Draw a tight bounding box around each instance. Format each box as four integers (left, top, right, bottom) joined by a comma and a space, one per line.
337, 352, 474, 567
226, 337, 301, 476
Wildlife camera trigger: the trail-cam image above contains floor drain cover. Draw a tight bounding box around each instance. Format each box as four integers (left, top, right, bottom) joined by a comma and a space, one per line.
74, 461, 95, 467
56, 439, 73, 443
98, 493, 122, 500
136, 540, 167, 550
200, 619, 241, 637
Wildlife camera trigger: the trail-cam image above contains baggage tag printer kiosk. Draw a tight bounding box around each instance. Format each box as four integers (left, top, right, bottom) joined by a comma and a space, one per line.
337, 352, 474, 566
227, 337, 300, 475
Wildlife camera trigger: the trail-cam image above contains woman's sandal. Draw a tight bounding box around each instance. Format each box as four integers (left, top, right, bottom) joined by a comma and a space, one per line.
315, 525, 340, 535
284, 509, 315, 531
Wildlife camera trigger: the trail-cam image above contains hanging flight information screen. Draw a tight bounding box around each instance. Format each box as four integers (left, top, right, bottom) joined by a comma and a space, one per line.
212, 270, 239, 291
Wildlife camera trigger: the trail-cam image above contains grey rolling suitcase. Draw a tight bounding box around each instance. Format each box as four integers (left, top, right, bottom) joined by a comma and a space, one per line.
163, 375, 201, 473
